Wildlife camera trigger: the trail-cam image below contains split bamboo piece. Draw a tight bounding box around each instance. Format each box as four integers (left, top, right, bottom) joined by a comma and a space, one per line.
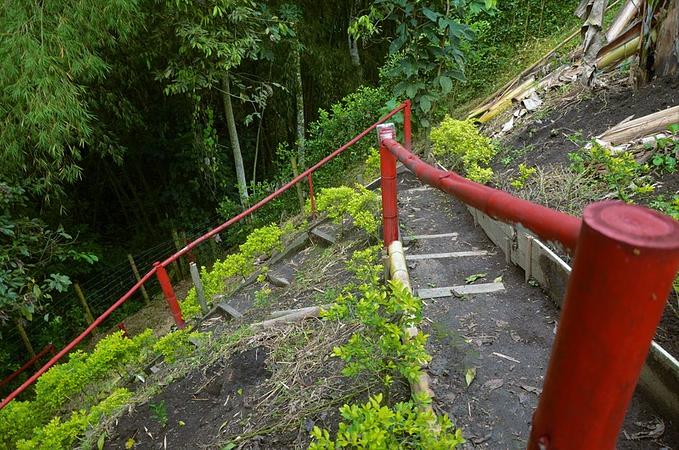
477, 78, 538, 123
596, 34, 641, 69
387, 241, 436, 408
251, 306, 325, 330
598, 105, 679, 145
606, 0, 639, 42
269, 305, 330, 319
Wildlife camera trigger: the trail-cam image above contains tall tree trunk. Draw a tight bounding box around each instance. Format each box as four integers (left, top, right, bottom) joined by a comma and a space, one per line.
221, 74, 249, 208
293, 45, 306, 168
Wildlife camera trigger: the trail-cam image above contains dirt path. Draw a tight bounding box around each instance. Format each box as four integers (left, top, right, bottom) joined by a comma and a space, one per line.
397, 171, 678, 449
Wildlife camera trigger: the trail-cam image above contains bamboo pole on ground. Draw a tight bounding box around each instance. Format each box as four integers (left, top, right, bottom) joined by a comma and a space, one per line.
598, 105, 679, 145
128, 254, 151, 305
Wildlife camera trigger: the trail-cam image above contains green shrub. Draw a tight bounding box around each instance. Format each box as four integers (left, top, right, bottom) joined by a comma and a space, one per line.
16, 388, 131, 450
305, 86, 389, 189
315, 185, 381, 237
152, 328, 206, 363
35, 330, 154, 412
363, 147, 381, 182
0, 329, 149, 449
181, 223, 289, 319
324, 281, 429, 387
309, 393, 464, 449
509, 163, 537, 189
568, 144, 653, 202
430, 117, 496, 183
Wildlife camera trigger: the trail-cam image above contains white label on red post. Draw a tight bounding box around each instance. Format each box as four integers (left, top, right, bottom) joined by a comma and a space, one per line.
377, 123, 396, 144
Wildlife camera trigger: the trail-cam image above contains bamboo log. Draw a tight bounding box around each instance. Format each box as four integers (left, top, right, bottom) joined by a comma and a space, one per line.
598, 105, 679, 145
477, 78, 538, 123
596, 34, 641, 68
606, 0, 639, 42
269, 305, 330, 319
189, 262, 209, 315
251, 306, 324, 330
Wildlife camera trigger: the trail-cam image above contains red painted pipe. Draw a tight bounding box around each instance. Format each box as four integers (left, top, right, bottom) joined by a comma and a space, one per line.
381, 138, 582, 252
0, 267, 157, 409
154, 262, 185, 329
0, 344, 55, 390
528, 201, 679, 449
161, 103, 409, 268
380, 141, 399, 246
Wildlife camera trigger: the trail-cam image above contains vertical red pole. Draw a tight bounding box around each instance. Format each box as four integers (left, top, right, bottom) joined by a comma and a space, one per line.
153, 262, 186, 329
378, 124, 399, 247
528, 201, 679, 450
307, 174, 317, 218
403, 99, 412, 151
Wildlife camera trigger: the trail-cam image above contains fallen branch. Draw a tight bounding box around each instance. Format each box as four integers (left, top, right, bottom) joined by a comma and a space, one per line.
269, 305, 330, 319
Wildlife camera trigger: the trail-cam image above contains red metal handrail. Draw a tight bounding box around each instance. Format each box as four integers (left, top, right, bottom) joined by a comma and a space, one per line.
377, 105, 679, 450
0, 102, 409, 410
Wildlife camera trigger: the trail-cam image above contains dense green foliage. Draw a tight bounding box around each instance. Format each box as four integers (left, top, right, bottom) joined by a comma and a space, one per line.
315, 186, 381, 237
0, 330, 154, 448
430, 117, 496, 183
310, 393, 464, 449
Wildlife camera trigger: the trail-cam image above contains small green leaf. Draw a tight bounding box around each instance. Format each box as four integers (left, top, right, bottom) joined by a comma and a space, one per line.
465, 273, 487, 284
439, 76, 453, 94
465, 367, 476, 386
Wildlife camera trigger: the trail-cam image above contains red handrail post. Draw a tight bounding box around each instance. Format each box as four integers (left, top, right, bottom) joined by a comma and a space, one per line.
307, 174, 317, 218
403, 99, 412, 151
377, 124, 399, 246
528, 201, 679, 450
153, 262, 186, 329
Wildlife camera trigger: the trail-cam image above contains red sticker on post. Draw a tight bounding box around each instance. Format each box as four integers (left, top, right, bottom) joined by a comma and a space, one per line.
377, 123, 396, 144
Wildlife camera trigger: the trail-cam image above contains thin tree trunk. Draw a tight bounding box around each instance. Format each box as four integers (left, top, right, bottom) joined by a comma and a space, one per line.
221, 74, 249, 208
293, 45, 306, 168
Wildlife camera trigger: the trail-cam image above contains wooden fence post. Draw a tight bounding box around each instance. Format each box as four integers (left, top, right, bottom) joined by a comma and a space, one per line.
171, 228, 187, 279
15, 318, 35, 358
127, 254, 151, 305
74, 283, 96, 325
189, 262, 209, 315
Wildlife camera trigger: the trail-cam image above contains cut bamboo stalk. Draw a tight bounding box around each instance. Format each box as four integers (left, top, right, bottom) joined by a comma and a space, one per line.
596, 34, 641, 68
598, 21, 642, 58
477, 78, 538, 123
598, 105, 679, 145
606, 0, 639, 42
251, 306, 324, 330
270, 305, 331, 319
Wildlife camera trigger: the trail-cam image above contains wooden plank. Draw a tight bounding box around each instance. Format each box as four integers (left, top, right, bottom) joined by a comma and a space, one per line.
417, 282, 505, 299
403, 232, 458, 241
405, 250, 489, 261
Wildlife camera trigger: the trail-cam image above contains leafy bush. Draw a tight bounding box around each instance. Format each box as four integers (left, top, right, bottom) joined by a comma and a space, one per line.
430, 117, 496, 183
363, 147, 381, 182
181, 223, 289, 318
0, 331, 152, 448
309, 393, 464, 449
326, 281, 429, 387
16, 388, 131, 450
315, 185, 381, 237
650, 195, 679, 220
305, 86, 389, 189
34, 330, 154, 412
152, 328, 206, 363
568, 144, 653, 202
510, 163, 537, 189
